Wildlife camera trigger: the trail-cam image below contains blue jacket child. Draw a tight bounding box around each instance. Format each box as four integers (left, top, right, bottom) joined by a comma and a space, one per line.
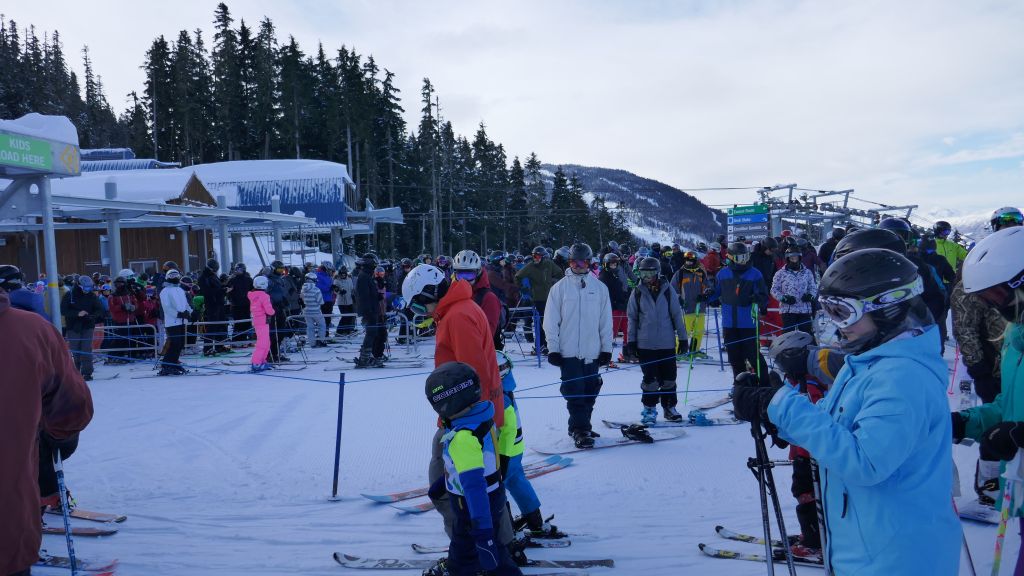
426, 362, 523, 576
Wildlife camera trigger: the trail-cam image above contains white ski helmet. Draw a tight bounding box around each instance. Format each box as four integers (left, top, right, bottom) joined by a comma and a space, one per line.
453, 250, 482, 271
117, 268, 135, 280
253, 275, 270, 290
401, 264, 448, 306
305, 272, 318, 282
963, 227, 1024, 294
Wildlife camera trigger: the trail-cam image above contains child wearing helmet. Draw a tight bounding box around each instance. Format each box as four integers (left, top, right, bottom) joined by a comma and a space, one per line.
301, 271, 328, 348
248, 275, 275, 372
425, 362, 523, 576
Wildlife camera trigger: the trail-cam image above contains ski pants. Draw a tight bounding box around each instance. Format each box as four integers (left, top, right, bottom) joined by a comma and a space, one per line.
612, 309, 628, 345
558, 357, 602, 434
321, 301, 335, 331
781, 313, 815, 339
231, 305, 251, 343
304, 311, 326, 344
336, 304, 356, 335
504, 453, 541, 516
359, 314, 386, 358
162, 324, 186, 369
448, 492, 523, 576
790, 455, 821, 549
723, 327, 769, 379
429, 428, 515, 545
67, 327, 95, 377
38, 431, 78, 499
638, 348, 678, 408
252, 321, 271, 366
683, 312, 706, 353
534, 302, 548, 349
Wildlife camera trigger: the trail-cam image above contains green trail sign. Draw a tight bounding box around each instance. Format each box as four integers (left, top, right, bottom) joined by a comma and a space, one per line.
727, 204, 768, 216
0, 133, 53, 172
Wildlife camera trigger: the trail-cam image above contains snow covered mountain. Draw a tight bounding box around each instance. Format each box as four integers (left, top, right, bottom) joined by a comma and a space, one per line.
542, 164, 726, 246
915, 207, 995, 243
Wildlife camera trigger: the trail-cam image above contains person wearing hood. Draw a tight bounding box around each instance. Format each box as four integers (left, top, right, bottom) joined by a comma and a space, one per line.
316, 261, 337, 335
198, 259, 230, 354
226, 263, 253, 344
515, 246, 562, 354
627, 257, 688, 424
707, 242, 769, 378
301, 272, 328, 348
733, 248, 959, 576
543, 243, 613, 449
354, 254, 386, 367
333, 265, 356, 336
0, 265, 48, 320
598, 253, 630, 363
817, 227, 846, 265
60, 275, 104, 381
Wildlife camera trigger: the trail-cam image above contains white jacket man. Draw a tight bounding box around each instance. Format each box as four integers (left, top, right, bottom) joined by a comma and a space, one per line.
542, 244, 613, 448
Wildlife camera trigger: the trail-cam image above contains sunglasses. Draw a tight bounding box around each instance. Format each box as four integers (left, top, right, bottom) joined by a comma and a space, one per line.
454, 270, 478, 282
819, 277, 924, 328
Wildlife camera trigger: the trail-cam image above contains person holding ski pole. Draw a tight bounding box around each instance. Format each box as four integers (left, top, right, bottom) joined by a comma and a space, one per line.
670, 251, 710, 360
0, 276, 93, 576
627, 257, 687, 424
732, 248, 960, 575
707, 241, 769, 378
951, 226, 1024, 572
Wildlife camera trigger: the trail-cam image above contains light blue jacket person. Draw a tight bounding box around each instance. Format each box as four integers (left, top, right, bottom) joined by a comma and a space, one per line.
767, 325, 959, 575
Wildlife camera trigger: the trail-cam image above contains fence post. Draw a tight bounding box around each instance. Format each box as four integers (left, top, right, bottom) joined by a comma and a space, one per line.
330, 372, 346, 500
714, 307, 725, 372
533, 307, 542, 368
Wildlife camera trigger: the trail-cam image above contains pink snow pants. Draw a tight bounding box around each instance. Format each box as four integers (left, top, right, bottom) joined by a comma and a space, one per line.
252, 322, 270, 366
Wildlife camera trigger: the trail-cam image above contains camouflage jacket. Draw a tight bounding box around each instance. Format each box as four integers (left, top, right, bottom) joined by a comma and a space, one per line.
950, 280, 1006, 376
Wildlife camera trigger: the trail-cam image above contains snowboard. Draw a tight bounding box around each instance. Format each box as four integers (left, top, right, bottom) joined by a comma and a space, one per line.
46, 507, 127, 523
388, 458, 573, 513
361, 455, 564, 503
333, 552, 612, 569
42, 524, 118, 537
688, 394, 732, 411
532, 428, 686, 455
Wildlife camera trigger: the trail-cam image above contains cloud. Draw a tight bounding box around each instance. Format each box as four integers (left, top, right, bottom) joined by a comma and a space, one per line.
7, 0, 1024, 213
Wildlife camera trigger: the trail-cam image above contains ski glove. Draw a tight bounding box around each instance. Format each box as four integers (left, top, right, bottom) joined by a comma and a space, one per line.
800, 293, 814, 303
472, 526, 500, 571
731, 372, 775, 423
951, 412, 967, 444
547, 352, 563, 367
782, 295, 798, 305
980, 421, 1024, 461
597, 351, 612, 366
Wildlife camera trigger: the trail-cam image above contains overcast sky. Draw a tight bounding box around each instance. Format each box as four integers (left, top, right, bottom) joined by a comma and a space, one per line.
7, 0, 1023, 216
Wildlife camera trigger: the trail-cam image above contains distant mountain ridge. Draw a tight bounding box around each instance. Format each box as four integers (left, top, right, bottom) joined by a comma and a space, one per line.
541, 163, 726, 246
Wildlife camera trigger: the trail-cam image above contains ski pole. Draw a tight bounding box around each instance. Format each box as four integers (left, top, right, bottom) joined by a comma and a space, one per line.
684, 302, 700, 404
992, 452, 1022, 575
713, 307, 724, 372
533, 307, 542, 369
748, 422, 776, 576
330, 372, 346, 501
948, 345, 960, 396
811, 459, 832, 576
53, 449, 79, 576
752, 303, 761, 381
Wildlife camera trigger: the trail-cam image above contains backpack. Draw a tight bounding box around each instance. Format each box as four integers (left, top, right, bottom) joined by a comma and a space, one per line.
473, 287, 509, 351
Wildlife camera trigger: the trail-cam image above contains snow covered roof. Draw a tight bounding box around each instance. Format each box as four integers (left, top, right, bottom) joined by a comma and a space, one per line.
81, 148, 135, 161
0, 113, 79, 146
190, 160, 352, 228
49, 169, 208, 204
82, 159, 181, 172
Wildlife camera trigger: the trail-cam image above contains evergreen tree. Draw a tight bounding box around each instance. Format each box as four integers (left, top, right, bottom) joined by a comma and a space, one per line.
524, 152, 549, 246
507, 156, 527, 252
277, 35, 312, 159
142, 35, 174, 159
248, 17, 279, 158
211, 3, 244, 159
119, 91, 151, 153
80, 46, 118, 148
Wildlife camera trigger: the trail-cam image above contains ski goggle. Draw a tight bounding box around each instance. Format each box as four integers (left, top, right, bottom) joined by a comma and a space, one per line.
994, 212, 1024, 229
532, 253, 543, 261
454, 270, 478, 282
637, 269, 658, 279
975, 271, 1024, 308
818, 277, 924, 328
731, 253, 750, 265
409, 295, 434, 316
570, 259, 590, 269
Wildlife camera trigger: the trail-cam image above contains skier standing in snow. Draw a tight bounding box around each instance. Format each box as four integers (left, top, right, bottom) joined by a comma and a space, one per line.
424, 362, 523, 576
248, 275, 275, 372
733, 248, 960, 575
454, 250, 505, 351
316, 261, 336, 335
158, 269, 192, 376
708, 242, 769, 378
817, 227, 845, 265
515, 246, 562, 354
670, 251, 710, 360
951, 226, 1024, 571
543, 243, 613, 448
226, 263, 253, 345
61, 275, 104, 381
401, 265, 507, 556
0, 278, 93, 576
198, 259, 229, 354
771, 244, 818, 337
627, 257, 687, 424
355, 254, 387, 368
597, 253, 629, 363
301, 272, 328, 348
333, 266, 355, 336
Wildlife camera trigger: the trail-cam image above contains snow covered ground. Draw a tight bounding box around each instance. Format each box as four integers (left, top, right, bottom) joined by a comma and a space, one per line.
41, 327, 1009, 575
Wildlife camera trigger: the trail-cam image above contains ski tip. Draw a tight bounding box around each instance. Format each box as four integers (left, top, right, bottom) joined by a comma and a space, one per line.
698, 543, 708, 551
714, 524, 725, 532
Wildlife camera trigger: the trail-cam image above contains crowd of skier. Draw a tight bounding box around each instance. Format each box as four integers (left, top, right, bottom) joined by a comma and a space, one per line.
3, 204, 1024, 575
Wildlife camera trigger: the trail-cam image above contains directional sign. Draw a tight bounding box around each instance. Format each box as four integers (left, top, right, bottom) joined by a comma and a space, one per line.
728, 213, 769, 225
728, 204, 768, 216
0, 133, 52, 172
729, 223, 772, 233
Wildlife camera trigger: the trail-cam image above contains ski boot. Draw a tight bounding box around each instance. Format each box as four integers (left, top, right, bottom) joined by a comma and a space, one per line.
663, 406, 683, 422
620, 423, 654, 443
572, 430, 595, 449
688, 410, 714, 426
520, 510, 567, 539
250, 363, 271, 373
507, 535, 529, 566
352, 355, 375, 368
640, 406, 658, 426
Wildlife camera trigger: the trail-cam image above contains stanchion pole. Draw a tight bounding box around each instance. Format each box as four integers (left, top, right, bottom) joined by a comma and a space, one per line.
330, 372, 346, 501
533, 308, 542, 368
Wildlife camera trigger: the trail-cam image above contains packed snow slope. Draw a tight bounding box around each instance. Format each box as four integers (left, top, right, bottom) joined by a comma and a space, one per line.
45, 332, 1004, 575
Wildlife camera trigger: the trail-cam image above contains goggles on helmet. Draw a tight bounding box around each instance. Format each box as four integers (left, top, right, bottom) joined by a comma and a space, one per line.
409, 294, 435, 316
818, 277, 923, 329
995, 212, 1024, 229
976, 270, 1024, 308
454, 270, 478, 282
731, 253, 751, 265
637, 269, 658, 279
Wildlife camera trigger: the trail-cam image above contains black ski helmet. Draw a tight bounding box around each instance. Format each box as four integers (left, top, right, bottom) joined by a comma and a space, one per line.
933, 221, 952, 235
878, 217, 912, 244
637, 257, 661, 275
0, 264, 24, 291
831, 228, 906, 263
555, 246, 571, 262
531, 246, 546, 257
760, 237, 779, 251
819, 248, 924, 352
569, 243, 593, 262
602, 252, 621, 268
425, 362, 482, 419
207, 258, 219, 272
728, 241, 750, 266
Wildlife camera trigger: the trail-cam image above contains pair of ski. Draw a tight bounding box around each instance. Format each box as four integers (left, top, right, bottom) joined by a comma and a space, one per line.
333, 553, 612, 572
699, 525, 823, 567
36, 552, 118, 574
41, 506, 125, 537
372, 456, 573, 513
326, 355, 426, 369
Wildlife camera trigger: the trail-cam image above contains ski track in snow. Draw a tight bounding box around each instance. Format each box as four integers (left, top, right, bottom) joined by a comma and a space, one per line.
46, 340, 1011, 575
